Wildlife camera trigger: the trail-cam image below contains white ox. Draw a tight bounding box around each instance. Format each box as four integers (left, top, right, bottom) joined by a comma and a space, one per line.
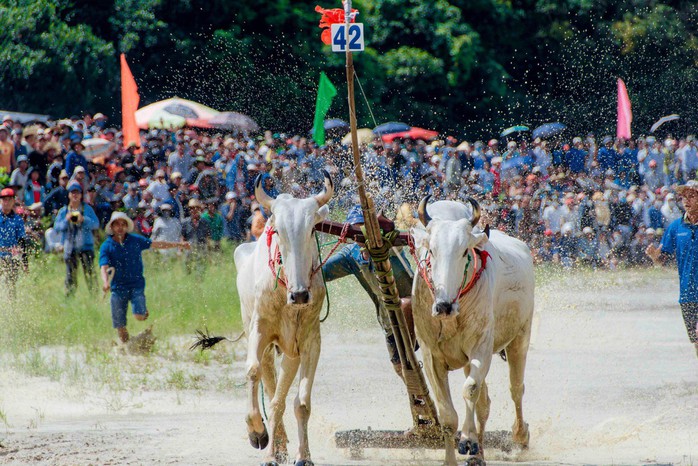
234, 171, 333, 466
410, 197, 534, 466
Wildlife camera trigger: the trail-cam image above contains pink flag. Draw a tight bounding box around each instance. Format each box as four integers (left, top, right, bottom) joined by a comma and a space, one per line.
617, 78, 632, 140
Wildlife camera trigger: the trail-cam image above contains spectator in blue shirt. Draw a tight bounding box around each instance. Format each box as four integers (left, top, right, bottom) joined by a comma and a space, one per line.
597, 136, 618, 172
54, 182, 100, 295
567, 137, 588, 174
647, 180, 698, 357
65, 140, 89, 178
0, 188, 26, 299
221, 191, 245, 242
100, 212, 190, 344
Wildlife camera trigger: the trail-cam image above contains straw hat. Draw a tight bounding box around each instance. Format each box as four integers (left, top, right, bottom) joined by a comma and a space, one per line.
105, 212, 134, 235
188, 198, 204, 209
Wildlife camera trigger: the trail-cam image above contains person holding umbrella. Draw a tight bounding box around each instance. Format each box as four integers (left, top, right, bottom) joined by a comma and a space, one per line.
646, 180, 698, 358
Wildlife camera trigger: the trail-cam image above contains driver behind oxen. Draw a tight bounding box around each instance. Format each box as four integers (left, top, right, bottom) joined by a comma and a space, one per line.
322, 205, 417, 378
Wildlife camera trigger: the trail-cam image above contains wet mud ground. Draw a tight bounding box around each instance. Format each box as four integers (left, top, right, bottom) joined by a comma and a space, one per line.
1, 268, 696, 465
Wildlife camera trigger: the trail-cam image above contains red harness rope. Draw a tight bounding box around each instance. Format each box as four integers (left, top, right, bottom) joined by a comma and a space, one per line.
408, 235, 490, 302
265, 222, 350, 289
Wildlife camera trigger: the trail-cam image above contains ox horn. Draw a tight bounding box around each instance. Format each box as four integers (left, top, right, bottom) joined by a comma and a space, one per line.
418, 195, 432, 227
314, 169, 334, 207
466, 197, 481, 227
254, 174, 275, 211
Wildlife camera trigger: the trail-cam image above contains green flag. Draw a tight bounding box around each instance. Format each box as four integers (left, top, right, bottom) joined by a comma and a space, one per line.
312, 72, 337, 146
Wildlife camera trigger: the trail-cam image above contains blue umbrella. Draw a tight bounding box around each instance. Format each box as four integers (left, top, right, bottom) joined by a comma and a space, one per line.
373, 122, 411, 135
500, 125, 530, 138
309, 118, 350, 135
532, 122, 566, 140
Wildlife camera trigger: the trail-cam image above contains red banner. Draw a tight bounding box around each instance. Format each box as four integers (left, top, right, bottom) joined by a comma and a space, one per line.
121, 54, 141, 151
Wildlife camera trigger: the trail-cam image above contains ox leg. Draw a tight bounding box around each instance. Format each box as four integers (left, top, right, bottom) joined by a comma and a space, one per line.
265, 353, 299, 464
422, 349, 458, 466
245, 318, 271, 451
506, 332, 531, 448
293, 333, 320, 465
459, 345, 492, 461
474, 379, 490, 450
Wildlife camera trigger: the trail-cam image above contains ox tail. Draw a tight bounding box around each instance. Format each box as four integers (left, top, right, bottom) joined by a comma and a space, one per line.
189, 327, 245, 351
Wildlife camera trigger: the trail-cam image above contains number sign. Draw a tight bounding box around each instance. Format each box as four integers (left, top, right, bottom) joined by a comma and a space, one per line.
331, 23, 364, 52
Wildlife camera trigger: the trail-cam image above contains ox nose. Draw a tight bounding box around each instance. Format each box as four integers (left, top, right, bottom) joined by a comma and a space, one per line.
289, 290, 310, 305
434, 301, 453, 316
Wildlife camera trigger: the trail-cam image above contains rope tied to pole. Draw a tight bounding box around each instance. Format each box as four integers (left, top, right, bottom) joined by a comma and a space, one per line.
363, 228, 400, 263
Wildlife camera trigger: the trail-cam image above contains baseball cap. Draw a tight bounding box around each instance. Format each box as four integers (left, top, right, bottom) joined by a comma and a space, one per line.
67, 182, 83, 193
0, 188, 15, 198
345, 205, 365, 225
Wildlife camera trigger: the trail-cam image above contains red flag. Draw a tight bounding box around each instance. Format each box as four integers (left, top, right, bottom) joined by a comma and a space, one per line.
616, 78, 632, 140
315, 5, 358, 45
120, 54, 141, 150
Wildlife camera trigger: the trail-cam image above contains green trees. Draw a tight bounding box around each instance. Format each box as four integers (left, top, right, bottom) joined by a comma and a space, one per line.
1, 0, 695, 138
0, 1, 116, 116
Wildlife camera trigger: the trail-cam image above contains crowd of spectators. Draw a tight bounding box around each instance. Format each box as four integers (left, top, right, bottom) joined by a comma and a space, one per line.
0, 112, 696, 271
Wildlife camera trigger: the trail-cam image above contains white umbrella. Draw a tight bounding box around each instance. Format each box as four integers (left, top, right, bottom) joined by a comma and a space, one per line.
650, 114, 680, 133
341, 128, 375, 145
135, 97, 220, 129
147, 110, 186, 130
81, 138, 115, 160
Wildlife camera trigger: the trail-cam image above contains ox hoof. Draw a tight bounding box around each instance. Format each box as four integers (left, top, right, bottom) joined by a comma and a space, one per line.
512, 421, 530, 448
464, 458, 486, 466
458, 439, 480, 456
249, 427, 269, 450
294, 460, 314, 466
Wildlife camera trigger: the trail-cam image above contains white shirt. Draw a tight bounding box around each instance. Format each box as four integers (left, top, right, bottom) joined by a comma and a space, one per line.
147, 180, 171, 204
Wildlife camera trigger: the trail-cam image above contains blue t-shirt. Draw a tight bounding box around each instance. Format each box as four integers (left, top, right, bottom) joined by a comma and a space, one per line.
566, 148, 587, 173
0, 211, 25, 258
661, 216, 698, 303
99, 234, 152, 292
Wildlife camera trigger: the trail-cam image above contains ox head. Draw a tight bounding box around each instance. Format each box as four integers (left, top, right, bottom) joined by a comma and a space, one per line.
256, 170, 334, 305
411, 196, 489, 318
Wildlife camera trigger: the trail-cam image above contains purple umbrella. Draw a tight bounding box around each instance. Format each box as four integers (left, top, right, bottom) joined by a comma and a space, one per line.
309, 118, 350, 135
209, 112, 259, 133
532, 123, 566, 140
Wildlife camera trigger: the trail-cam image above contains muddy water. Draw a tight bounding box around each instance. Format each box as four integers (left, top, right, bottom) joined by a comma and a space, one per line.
1, 268, 696, 465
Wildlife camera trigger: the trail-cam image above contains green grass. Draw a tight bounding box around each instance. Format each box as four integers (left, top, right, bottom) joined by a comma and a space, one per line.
0, 242, 242, 353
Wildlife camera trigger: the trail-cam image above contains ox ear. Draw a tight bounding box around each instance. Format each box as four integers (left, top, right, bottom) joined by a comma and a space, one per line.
410, 226, 429, 252
472, 231, 489, 249
314, 204, 330, 223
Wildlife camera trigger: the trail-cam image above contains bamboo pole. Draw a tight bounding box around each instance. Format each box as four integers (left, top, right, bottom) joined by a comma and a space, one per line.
342, 0, 441, 438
